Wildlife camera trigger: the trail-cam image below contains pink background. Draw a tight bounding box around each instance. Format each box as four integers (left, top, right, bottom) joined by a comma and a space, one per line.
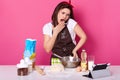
0, 0, 120, 65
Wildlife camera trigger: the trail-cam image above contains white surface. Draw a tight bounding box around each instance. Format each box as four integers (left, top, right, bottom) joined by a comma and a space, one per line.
0, 65, 120, 80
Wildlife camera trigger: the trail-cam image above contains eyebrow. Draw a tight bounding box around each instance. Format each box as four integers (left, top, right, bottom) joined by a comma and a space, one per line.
61, 11, 70, 15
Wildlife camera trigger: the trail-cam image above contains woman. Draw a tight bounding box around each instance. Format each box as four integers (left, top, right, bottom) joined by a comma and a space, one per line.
43, 1, 87, 63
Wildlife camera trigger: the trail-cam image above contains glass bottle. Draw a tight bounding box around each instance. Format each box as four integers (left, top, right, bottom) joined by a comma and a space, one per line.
81, 49, 87, 71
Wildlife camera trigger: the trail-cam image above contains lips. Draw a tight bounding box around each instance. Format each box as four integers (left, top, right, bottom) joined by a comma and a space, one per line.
61, 19, 65, 21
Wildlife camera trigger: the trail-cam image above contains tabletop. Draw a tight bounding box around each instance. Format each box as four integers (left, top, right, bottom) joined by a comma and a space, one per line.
0, 65, 120, 80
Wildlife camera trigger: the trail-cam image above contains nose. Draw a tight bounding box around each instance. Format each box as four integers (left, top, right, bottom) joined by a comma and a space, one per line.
62, 14, 67, 19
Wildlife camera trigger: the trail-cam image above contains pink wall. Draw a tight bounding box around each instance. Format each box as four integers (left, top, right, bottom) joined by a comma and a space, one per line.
0, 0, 120, 65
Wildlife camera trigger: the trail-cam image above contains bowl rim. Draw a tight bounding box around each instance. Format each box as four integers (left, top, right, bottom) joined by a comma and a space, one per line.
61, 56, 81, 62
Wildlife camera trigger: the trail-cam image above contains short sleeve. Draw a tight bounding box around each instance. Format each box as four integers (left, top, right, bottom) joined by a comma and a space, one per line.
67, 18, 77, 30
67, 18, 77, 45
43, 23, 52, 37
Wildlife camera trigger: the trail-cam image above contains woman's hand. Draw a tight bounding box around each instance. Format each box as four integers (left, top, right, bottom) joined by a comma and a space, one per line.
72, 50, 78, 58
53, 21, 65, 35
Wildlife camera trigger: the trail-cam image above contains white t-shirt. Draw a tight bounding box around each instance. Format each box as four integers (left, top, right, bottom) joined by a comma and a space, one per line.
43, 18, 77, 44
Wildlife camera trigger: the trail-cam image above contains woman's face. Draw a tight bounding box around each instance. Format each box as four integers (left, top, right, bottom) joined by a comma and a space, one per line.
57, 8, 70, 23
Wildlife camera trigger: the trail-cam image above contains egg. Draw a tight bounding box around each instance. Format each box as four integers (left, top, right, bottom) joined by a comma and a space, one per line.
76, 66, 82, 72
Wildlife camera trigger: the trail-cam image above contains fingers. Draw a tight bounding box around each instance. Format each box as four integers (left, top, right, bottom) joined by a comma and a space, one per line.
59, 21, 65, 27
53, 22, 65, 34
75, 54, 78, 58
52, 19, 66, 36
59, 19, 66, 25
72, 49, 79, 58
73, 52, 78, 58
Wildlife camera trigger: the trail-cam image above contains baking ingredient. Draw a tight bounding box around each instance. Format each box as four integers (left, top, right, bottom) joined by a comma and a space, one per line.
35, 66, 45, 75
50, 64, 64, 72
76, 66, 82, 72
81, 49, 87, 71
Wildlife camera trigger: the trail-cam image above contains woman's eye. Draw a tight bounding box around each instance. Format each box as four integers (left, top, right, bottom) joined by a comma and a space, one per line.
62, 12, 65, 14
67, 14, 70, 17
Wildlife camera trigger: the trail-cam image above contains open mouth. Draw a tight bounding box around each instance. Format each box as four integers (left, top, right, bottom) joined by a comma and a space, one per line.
61, 19, 65, 21
60, 19, 67, 24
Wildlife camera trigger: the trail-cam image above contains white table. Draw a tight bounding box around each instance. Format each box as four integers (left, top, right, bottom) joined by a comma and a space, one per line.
0, 65, 120, 80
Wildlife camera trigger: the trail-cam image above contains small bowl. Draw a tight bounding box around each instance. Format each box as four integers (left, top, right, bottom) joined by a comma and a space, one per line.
61, 56, 80, 68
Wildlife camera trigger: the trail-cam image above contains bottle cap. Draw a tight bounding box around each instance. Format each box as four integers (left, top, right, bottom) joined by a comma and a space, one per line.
82, 49, 86, 52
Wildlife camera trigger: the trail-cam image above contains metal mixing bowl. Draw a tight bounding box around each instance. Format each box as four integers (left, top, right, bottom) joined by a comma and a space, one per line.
61, 56, 80, 68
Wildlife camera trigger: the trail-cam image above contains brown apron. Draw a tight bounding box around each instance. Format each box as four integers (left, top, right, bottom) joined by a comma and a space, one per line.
51, 25, 76, 59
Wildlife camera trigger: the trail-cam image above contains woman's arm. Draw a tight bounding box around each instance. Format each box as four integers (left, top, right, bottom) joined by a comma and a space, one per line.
44, 22, 65, 53
72, 24, 87, 57
43, 33, 58, 53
